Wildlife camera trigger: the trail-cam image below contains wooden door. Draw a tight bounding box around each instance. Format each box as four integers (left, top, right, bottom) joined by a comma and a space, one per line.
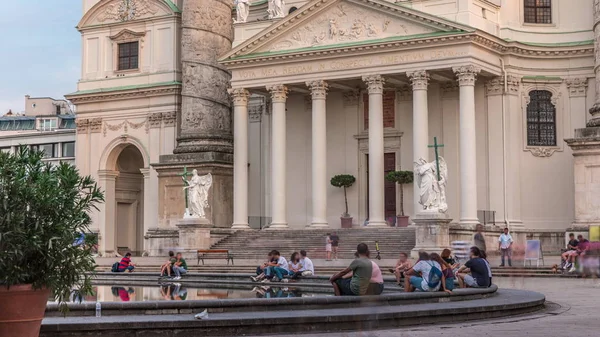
384, 153, 397, 221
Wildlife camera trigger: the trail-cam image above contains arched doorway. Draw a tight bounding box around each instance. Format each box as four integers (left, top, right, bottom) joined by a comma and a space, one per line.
114, 145, 145, 256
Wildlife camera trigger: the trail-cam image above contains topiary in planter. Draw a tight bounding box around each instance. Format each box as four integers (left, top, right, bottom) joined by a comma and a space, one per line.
0, 147, 104, 334
385, 170, 414, 217
330, 174, 356, 218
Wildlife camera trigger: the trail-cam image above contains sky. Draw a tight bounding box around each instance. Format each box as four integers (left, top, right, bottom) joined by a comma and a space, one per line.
0, 0, 81, 114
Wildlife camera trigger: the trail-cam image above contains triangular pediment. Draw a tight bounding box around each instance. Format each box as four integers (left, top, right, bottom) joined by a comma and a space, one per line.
79, 0, 177, 29
222, 0, 473, 60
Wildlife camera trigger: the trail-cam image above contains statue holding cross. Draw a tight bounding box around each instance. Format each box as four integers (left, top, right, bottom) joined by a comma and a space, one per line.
180, 166, 213, 218
414, 137, 448, 213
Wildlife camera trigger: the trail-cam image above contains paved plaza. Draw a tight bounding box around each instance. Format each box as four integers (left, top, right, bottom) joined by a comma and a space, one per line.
239, 277, 600, 337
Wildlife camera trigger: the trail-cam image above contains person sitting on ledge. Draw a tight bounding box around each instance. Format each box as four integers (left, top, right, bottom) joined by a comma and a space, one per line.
289, 252, 302, 277
456, 246, 492, 288
329, 243, 372, 296
430, 253, 454, 293
298, 250, 315, 277
264, 250, 290, 282
404, 251, 442, 292
160, 251, 176, 278
172, 252, 188, 280
118, 252, 135, 272
367, 260, 385, 295
252, 251, 275, 282
389, 252, 412, 285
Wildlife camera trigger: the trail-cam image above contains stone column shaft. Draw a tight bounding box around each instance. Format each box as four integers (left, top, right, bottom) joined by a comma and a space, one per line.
590, 0, 600, 126
268, 85, 289, 228
454, 65, 481, 225
230, 88, 251, 229
363, 75, 387, 227
408, 70, 430, 214
98, 170, 118, 256
307, 81, 329, 228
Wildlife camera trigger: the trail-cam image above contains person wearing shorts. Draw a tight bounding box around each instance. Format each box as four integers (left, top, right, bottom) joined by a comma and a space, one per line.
329, 243, 372, 296
330, 232, 340, 260
325, 233, 332, 261
457, 246, 492, 288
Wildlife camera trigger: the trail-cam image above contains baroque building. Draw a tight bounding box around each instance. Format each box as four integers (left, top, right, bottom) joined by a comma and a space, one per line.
69, 0, 599, 256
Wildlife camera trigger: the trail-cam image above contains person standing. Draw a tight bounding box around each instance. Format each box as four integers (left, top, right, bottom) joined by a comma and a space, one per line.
474, 224, 487, 253
498, 227, 513, 267
325, 233, 332, 261
172, 252, 188, 280
330, 232, 340, 260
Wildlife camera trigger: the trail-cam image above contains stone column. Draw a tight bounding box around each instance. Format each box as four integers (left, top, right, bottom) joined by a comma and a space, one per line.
175, 0, 234, 157
307, 80, 329, 228
140, 168, 152, 252
407, 70, 430, 214
229, 88, 251, 229
453, 65, 481, 226
362, 75, 387, 227
590, 0, 600, 127
268, 85, 289, 228
97, 170, 118, 256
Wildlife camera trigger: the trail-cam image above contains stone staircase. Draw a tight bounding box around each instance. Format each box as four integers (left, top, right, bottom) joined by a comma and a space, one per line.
208, 228, 416, 260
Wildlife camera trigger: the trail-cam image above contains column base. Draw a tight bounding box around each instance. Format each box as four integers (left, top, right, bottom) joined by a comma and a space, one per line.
267, 223, 289, 229
309, 221, 329, 228
367, 220, 388, 228
459, 218, 480, 228
231, 223, 251, 229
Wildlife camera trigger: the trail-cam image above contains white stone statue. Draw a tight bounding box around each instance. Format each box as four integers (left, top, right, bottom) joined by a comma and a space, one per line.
268, 0, 285, 19
183, 170, 213, 218
234, 0, 250, 23
414, 156, 448, 213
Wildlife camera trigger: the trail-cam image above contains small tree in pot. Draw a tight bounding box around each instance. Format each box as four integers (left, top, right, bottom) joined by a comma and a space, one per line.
0, 148, 104, 336
385, 170, 414, 227
330, 174, 356, 228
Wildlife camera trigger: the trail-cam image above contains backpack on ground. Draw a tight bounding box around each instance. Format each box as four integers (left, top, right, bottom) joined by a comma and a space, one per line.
111, 262, 120, 272
426, 261, 443, 288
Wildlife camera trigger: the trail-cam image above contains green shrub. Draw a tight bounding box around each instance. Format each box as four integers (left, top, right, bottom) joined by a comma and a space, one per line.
330, 174, 356, 217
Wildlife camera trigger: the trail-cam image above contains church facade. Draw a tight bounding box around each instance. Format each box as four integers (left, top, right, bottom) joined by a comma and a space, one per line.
68, 0, 596, 255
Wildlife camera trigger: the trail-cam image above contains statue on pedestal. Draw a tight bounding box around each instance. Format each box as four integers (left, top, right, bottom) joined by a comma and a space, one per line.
182, 168, 212, 218
234, 0, 250, 23
414, 156, 448, 214
268, 0, 285, 19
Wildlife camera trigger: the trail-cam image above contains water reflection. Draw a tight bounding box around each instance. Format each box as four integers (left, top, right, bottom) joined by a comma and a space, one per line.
57, 285, 323, 303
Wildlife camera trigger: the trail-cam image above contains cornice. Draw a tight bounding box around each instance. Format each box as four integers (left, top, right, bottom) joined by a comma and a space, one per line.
66, 85, 181, 104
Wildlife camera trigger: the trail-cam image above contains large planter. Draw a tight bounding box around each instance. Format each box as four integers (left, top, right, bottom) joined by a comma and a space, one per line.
396, 215, 410, 227
0, 284, 51, 337
340, 216, 353, 228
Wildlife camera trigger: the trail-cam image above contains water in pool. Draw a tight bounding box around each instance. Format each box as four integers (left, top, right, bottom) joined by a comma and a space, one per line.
58, 284, 324, 303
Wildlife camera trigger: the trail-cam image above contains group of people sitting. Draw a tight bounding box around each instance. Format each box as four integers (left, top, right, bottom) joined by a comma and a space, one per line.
251, 250, 315, 282
159, 251, 188, 280
329, 244, 493, 297
561, 233, 595, 273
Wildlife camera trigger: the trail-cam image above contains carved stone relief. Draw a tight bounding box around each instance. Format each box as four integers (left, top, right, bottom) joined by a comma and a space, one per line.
76, 119, 90, 133
530, 147, 557, 157
565, 78, 588, 98
97, 0, 159, 23
90, 118, 103, 133
261, 3, 437, 52
103, 118, 150, 136
162, 112, 176, 126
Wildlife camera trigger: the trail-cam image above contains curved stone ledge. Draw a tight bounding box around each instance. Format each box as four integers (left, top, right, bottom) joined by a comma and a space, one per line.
41, 288, 544, 337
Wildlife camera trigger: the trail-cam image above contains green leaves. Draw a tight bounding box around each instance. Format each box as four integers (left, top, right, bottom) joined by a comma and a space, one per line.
0, 147, 104, 313
385, 170, 414, 185
330, 174, 356, 188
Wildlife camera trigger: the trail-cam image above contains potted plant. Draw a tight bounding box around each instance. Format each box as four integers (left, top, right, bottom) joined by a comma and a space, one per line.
330, 174, 356, 228
0, 148, 104, 336
385, 170, 414, 227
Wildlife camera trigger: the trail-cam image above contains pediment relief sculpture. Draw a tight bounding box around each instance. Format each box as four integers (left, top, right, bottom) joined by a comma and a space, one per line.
80, 0, 174, 27
259, 3, 438, 52
109, 29, 146, 42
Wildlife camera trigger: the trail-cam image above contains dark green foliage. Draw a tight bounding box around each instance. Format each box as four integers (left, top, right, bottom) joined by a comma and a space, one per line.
385, 171, 414, 216
0, 147, 104, 312
330, 174, 356, 217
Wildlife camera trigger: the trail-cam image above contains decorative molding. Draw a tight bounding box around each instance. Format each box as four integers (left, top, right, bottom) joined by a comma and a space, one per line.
362, 75, 385, 94
162, 111, 176, 126
148, 112, 163, 128
66, 86, 181, 104
109, 29, 146, 42
228, 88, 251, 106
76, 118, 90, 133
407, 70, 429, 90
90, 118, 103, 133
486, 75, 521, 96
102, 118, 150, 137
248, 103, 264, 122
529, 147, 557, 157
343, 90, 360, 107
441, 82, 459, 99
98, 0, 159, 23
267, 84, 289, 102
306, 80, 328, 100
565, 78, 588, 98
453, 65, 481, 86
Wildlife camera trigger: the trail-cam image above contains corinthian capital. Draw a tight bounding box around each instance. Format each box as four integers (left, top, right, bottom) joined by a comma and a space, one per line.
407, 70, 429, 90
267, 84, 289, 103
453, 65, 481, 86
362, 75, 385, 94
306, 80, 328, 100
228, 88, 250, 106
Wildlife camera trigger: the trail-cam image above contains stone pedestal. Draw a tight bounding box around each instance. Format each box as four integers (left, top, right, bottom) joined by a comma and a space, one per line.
176, 217, 213, 259
144, 228, 179, 257
410, 212, 452, 258
566, 127, 600, 229
153, 159, 233, 229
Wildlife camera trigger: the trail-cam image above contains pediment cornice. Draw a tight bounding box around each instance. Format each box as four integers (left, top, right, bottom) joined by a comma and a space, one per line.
78, 0, 178, 30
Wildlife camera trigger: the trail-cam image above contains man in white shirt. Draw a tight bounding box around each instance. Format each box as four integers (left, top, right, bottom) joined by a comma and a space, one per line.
264, 250, 289, 282
498, 227, 513, 267
299, 250, 314, 276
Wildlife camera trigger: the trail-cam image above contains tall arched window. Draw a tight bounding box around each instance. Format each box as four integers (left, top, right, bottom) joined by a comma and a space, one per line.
527, 90, 556, 146
524, 0, 552, 24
